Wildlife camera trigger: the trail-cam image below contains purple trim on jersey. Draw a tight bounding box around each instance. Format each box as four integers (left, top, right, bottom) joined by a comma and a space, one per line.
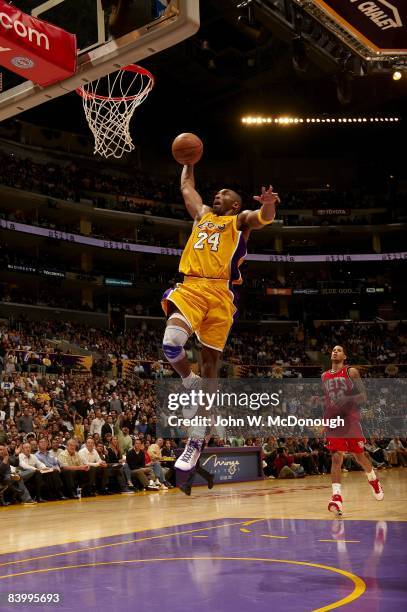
228, 282, 240, 323
162, 287, 173, 301
230, 233, 247, 284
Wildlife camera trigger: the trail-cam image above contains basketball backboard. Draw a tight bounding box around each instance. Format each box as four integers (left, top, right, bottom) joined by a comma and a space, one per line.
0, 0, 199, 120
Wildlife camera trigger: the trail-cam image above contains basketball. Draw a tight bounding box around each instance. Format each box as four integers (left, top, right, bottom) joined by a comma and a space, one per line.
172, 133, 203, 165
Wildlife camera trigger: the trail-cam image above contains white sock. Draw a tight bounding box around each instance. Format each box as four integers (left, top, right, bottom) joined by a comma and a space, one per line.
182, 371, 200, 389
332, 483, 342, 496
366, 469, 376, 482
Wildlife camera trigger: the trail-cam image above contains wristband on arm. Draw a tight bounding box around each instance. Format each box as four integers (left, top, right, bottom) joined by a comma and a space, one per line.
257, 209, 274, 225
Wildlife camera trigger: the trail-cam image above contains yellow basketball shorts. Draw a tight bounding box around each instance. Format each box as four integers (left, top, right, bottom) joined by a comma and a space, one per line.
161, 277, 238, 352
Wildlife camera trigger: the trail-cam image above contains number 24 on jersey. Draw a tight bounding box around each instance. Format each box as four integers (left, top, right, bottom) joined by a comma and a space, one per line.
193, 231, 221, 252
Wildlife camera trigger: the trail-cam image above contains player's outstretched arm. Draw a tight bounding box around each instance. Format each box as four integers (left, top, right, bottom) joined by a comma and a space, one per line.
181, 164, 211, 222
238, 185, 280, 230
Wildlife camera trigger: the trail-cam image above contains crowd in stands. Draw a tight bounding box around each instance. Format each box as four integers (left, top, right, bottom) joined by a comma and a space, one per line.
1, 318, 406, 371
313, 322, 407, 366
0, 366, 405, 505
224, 330, 310, 368
259, 434, 407, 478
3, 242, 403, 294
0, 250, 175, 287
1, 315, 406, 505
281, 214, 377, 227
0, 319, 407, 373
0, 149, 187, 211
1, 148, 404, 225
257, 267, 396, 290
1, 208, 179, 248
281, 189, 396, 211
0, 286, 102, 313
0, 320, 161, 365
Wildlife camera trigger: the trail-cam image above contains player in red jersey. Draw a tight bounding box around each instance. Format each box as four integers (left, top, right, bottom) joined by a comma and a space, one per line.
318, 345, 384, 516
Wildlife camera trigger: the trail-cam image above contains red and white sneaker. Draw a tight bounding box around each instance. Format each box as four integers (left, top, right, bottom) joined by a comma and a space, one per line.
369, 478, 384, 500
328, 494, 343, 516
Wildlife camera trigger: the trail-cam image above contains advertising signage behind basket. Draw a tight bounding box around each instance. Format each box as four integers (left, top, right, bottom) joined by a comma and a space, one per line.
1, 220, 407, 263
313, 0, 407, 53
313, 208, 351, 216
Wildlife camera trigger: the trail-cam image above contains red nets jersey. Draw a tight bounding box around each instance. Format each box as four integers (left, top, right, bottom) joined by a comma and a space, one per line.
321, 366, 363, 437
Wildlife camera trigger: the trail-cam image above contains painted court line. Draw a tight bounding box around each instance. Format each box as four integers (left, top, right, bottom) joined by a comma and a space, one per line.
318, 539, 360, 543
0, 520, 259, 568
0, 556, 366, 612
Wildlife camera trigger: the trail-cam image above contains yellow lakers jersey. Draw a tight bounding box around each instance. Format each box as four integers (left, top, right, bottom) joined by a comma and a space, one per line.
179, 212, 247, 283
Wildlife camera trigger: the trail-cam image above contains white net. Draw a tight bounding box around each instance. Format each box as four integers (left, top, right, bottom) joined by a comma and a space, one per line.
77, 65, 154, 159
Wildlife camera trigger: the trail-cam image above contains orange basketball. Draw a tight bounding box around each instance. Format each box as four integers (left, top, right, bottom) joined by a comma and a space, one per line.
172, 133, 203, 165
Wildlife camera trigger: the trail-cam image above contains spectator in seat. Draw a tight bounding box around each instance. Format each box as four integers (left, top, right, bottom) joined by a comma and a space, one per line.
262, 436, 278, 477
82, 418, 91, 439
35, 438, 67, 500
364, 438, 387, 467
78, 437, 110, 495
136, 415, 148, 435
114, 414, 133, 456
161, 439, 175, 459
49, 438, 64, 460
387, 437, 407, 467
231, 434, 245, 447
125, 439, 159, 491
0, 423, 7, 445
148, 437, 172, 489
121, 410, 135, 432
101, 415, 114, 442
18, 441, 47, 502
0, 444, 36, 505
104, 432, 113, 447
296, 436, 319, 474
92, 432, 102, 447
146, 415, 157, 439
42, 354, 52, 374
17, 408, 33, 434
109, 392, 123, 414
107, 435, 134, 489
29, 436, 38, 453
97, 441, 131, 493
58, 438, 91, 498
310, 438, 331, 474
90, 408, 105, 436
272, 447, 304, 479
73, 415, 85, 444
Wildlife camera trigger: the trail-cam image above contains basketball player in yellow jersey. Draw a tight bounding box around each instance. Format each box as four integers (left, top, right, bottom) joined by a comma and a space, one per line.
162, 164, 279, 471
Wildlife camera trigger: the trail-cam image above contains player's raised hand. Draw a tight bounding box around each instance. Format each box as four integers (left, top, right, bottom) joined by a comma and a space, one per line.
253, 185, 280, 206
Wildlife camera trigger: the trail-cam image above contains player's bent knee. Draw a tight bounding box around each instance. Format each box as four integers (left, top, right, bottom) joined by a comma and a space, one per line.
162, 324, 190, 363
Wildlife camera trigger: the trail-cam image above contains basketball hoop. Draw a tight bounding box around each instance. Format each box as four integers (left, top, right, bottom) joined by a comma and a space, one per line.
76, 64, 154, 159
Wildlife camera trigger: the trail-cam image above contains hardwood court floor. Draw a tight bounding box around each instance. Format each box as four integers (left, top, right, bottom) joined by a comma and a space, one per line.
1, 468, 406, 555
0, 470, 406, 612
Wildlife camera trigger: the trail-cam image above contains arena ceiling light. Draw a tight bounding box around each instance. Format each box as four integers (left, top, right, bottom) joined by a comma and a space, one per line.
241, 116, 400, 126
